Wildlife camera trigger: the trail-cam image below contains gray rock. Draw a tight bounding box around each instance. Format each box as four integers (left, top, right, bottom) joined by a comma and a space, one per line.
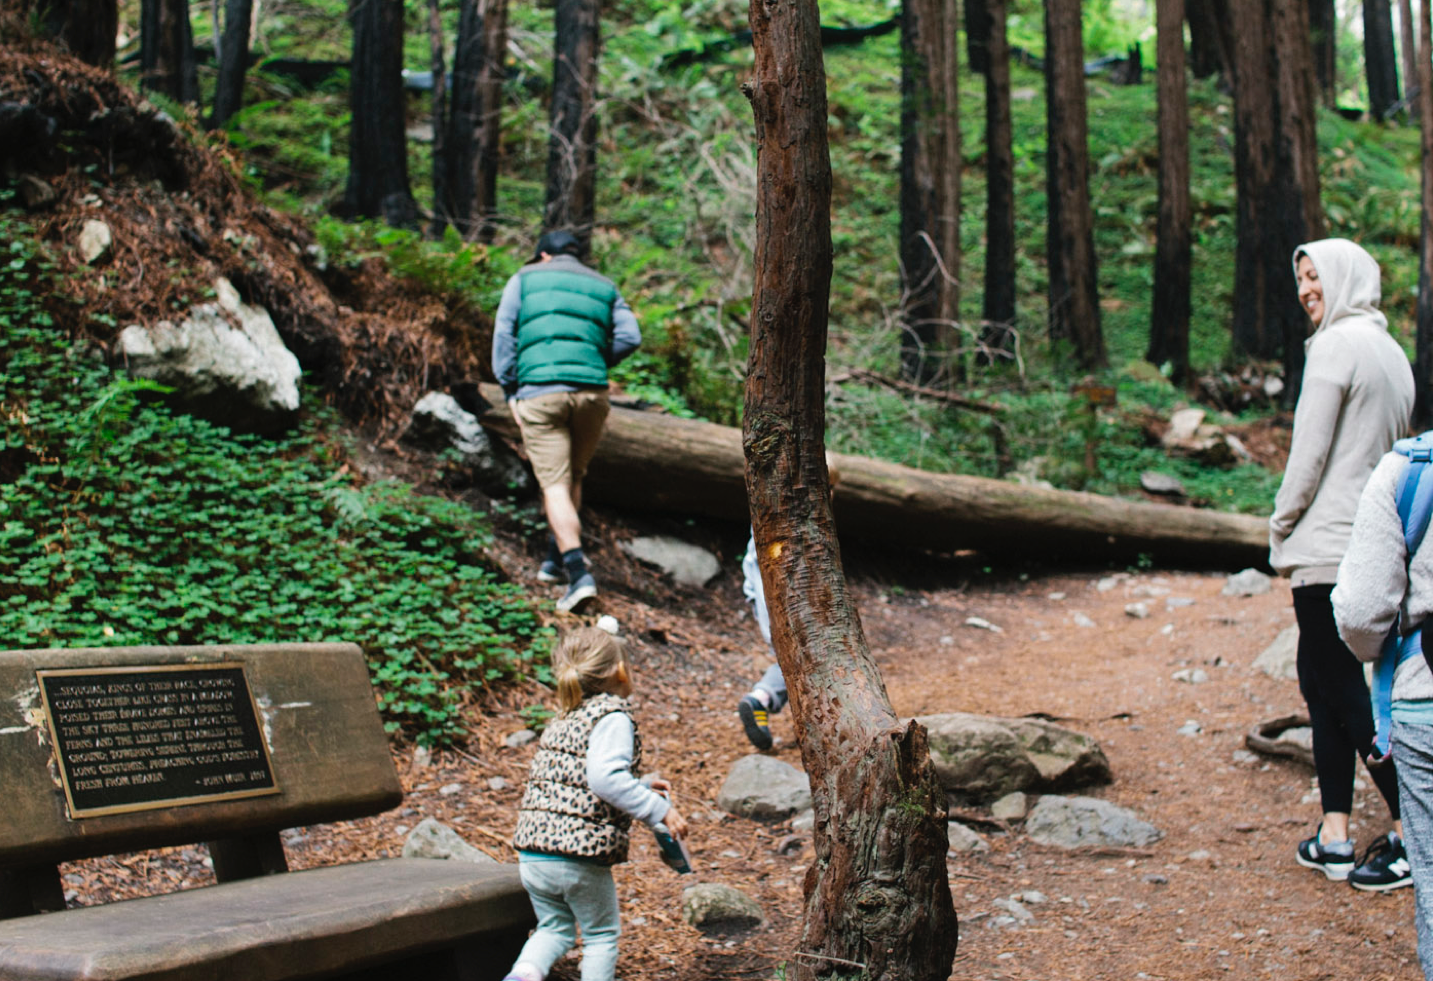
487, 776, 508, 791
18, 174, 57, 210
947, 821, 990, 853
1171, 668, 1209, 684
504, 729, 538, 749
717, 755, 812, 820
1139, 471, 1186, 496
1253, 626, 1299, 681
1125, 602, 1150, 619
1024, 795, 1163, 849
990, 791, 1028, 821
118, 278, 301, 434
407, 392, 533, 496
1164, 408, 1206, 442
1222, 568, 1272, 597
619, 536, 721, 587
401, 818, 496, 863
790, 809, 815, 832
992, 897, 1034, 924
1165, 597, 1196, 609
682, 882, 765, 934
78, 219, 112, 263
1177, 720, 1203, 737
918, 712, 1111, 804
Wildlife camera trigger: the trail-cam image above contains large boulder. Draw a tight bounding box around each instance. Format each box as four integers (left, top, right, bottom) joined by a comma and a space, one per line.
717, 754, 812, 820
406, 392, 532, 496
117, 277, 301, 434
619, 536, 720, 587
682, 883, 765, 935
917, 712, 1111, 805
1253, 626, 1299, 681
400, 817, 496, 864
1024, 795, 1162, 849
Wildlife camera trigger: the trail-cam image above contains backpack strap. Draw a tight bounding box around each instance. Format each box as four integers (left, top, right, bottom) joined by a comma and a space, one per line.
1371, 438, 1433, 760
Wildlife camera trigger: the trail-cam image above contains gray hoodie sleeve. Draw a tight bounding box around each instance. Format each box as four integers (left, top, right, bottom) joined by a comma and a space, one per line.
491, 274, 523, 398
586, 711, 670, 828
1332, 452, 1408, 662
607, 296, 641, 367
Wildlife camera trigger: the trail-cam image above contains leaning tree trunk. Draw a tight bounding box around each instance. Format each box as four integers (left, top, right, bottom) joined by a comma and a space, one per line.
209, 0, 253, 128
1366, 0, 1402, 119
544, 0, 599, 252
1186, 0, 1232, 80
1415, 0, 1433, 428
1149, 0, 1191, 384
1308, 0, 1336, 105
897, 0, 961, 384
1044, 0, 1105, 368
140, 0, 199, 104
37, 0, 117, 66
344, 0, 418, 227
742, 0, 957, 973
473, 0, 509, 242
979, 0, 1016, 362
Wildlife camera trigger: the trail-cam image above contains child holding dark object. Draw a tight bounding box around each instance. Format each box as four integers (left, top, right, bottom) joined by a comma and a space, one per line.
503, 625, 687, 981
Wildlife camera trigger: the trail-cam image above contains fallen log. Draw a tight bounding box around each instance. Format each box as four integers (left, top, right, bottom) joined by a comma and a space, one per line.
477, 384, 1270, 567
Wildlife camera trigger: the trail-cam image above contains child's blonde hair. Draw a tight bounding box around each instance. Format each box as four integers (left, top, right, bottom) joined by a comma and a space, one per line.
552, 626, 628, 713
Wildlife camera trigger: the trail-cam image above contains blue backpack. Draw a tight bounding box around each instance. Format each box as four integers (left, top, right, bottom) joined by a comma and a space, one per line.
1370, 431, 1433, 761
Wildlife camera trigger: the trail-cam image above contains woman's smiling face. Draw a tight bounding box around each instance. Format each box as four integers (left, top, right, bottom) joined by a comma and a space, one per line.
1296, 254, 1324, 330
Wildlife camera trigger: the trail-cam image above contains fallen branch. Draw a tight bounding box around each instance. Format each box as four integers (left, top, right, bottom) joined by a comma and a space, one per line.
829, 367, 1005, 414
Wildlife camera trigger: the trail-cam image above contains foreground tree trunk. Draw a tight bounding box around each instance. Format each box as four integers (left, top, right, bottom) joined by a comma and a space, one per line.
1149, 0, 1191, 384
345, 0, 418, 227
544, 0, 599, 250
209, 0, 253, 128
36, 0, 117, 66
1366, 0, 1401, 119
742, 0, 957, 972
898, 0, 961, 384
980, 0, 1017, 362
1044, 0, 1105, 368
140, 0, 199, 104
1416, 0, 1433, 427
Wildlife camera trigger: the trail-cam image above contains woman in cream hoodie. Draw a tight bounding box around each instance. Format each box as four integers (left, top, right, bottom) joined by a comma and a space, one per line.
1270, 238, 1413, 887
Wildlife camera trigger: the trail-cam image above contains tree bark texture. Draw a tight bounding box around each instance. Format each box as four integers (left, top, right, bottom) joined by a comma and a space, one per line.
1272, 0, 1325, 243
344, 0, 418, 227
1149, 0, 1191, 384
1366, 0, 1402, 119
476, 384, 1272, 569
742, 0, 957, 973
473, 0, 509, 242
427, 0, 451, 236
37, 0, 117, 66
1308, 0, 1336, 104
1400, 0, 1419, 115
544, 0, 599, 252
898, 0, 961, 384
1415, 0, 1433, 427
210, 0, 253, 128
1186, 0, 1232, 80
140, 0, 199, 104
980, 0, 1016, 361
1044, 0, 1105, 368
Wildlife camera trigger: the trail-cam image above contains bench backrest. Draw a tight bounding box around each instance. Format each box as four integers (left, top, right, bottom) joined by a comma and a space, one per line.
0, 643, 401, 870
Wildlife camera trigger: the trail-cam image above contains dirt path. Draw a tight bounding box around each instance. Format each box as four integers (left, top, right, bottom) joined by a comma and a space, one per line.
68, 535, 1422, 981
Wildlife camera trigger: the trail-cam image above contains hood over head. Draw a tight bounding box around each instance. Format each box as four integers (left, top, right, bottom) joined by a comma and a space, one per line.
1292, 238, 1387, 337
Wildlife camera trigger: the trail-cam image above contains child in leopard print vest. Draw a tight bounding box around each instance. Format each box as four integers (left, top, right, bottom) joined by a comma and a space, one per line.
504, 625, 688, 981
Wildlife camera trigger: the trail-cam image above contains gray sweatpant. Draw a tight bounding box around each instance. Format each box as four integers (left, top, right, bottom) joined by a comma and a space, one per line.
1393, 719, 1433, 979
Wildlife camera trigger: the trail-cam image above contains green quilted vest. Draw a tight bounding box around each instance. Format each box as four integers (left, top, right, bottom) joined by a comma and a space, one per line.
515, 265, 617, 387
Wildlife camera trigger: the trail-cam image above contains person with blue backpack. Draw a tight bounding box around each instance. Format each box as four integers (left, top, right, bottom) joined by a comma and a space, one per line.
1334, 434, 1433, 973
1269, 238, 1414, 890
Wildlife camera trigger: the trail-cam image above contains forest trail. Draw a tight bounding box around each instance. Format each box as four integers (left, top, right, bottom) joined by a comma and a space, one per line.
64, 507, 1421, 981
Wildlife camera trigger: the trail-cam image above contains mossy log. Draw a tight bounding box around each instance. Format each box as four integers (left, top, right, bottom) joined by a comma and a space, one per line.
477, 383, 1270, 567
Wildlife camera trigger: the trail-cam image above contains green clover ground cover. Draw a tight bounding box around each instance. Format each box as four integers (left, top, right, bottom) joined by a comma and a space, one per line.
0, 223, 549, 745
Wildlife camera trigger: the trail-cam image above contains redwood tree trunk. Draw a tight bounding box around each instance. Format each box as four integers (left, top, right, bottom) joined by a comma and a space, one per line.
344, 0, 419, 227
1366, 0, 1401, 119
1044, 0, 1105, 368
209, 0, 253, 128
742, 0, 957, 972
544, 0, 600, 251
1149, 0, 1191, 383
1400, 0, 1418, 115
1415, 0, 1433, 427
38, 0, 117, 66
427, 0, 452, 236
141, 0, 199, 104
980, 0, 1016, 361
473, 0, 509, 242
1186, 0, 1232, 80
898, 0, 961, 384
1308, 0, 1335, 105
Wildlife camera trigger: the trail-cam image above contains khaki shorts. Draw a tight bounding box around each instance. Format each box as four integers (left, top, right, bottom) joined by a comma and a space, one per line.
512, 389, 611, 489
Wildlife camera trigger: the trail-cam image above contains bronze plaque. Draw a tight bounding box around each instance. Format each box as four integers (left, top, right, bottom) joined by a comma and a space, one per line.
36, 663, 281, 818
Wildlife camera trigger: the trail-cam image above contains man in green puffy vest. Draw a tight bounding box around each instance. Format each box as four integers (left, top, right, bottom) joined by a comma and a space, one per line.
492, 230, 642, 612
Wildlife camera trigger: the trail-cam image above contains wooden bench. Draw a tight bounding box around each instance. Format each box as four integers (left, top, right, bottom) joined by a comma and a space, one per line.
0, 642, 534, 981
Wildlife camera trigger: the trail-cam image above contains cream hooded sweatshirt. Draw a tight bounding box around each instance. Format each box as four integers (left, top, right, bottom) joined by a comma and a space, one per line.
1269, 238, 1413, 584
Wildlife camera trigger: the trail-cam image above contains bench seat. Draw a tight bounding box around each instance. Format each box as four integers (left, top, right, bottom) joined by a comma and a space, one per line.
0, 858, 531, 981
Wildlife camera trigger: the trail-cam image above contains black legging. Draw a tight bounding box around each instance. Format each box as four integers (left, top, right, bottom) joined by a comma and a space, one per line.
1294, 584, 1401, 820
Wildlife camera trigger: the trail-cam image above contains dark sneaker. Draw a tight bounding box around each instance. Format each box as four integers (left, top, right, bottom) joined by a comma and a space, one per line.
556, 573, 597, 613
1350, 833, 1413, 892
537, 558, 567, 584
737, 695, 773, 751
1297, 830, 1356, 881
